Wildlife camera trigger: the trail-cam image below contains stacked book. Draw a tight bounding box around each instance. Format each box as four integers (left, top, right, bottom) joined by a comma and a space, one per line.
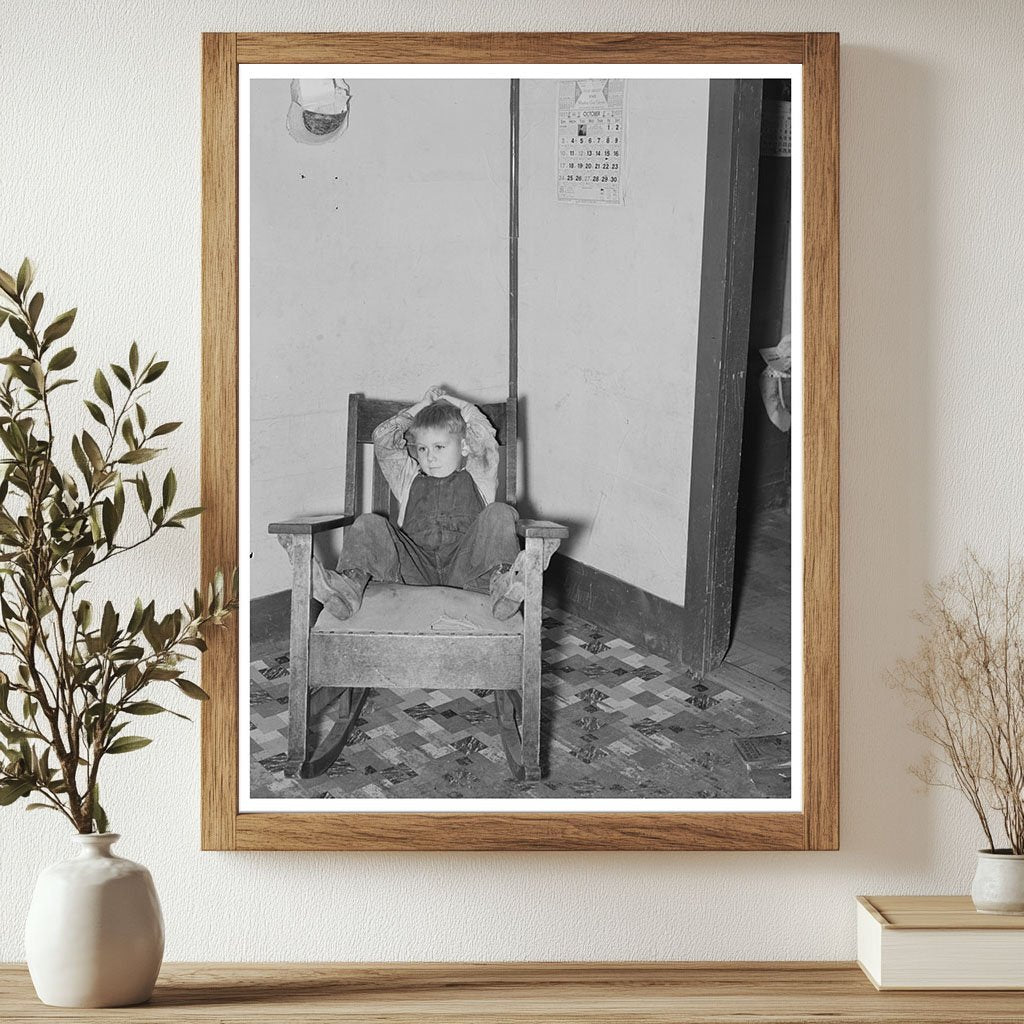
857, 895, 1024, 990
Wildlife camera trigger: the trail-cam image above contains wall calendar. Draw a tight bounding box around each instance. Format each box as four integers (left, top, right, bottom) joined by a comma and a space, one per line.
556, 79, 626, 206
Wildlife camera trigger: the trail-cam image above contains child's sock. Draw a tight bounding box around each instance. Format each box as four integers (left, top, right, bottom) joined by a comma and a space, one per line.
311, 561, 369, 620
489, 551, 527, 620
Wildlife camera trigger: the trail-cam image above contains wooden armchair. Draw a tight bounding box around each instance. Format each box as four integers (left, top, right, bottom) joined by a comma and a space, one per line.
269, 394, 567, 783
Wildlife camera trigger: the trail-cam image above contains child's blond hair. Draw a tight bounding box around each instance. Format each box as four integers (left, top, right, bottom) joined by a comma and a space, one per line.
405, 400, 465, 445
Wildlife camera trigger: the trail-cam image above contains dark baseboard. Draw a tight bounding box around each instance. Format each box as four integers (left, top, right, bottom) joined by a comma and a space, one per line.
543, 553, 687, 666
250, 588, 291, 647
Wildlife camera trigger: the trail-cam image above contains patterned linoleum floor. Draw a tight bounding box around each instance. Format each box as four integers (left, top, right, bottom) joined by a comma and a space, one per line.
249, 517, 792, 801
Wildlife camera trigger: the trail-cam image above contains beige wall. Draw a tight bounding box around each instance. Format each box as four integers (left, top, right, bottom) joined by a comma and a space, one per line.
251, 76, 707, 604
518, 79, 707, 604
250, 78, 509, 596
3, 0, 1023, 964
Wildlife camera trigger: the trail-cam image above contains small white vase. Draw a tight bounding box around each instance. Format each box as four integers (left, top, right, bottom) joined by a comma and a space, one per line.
25, 833, 164, 1007
971, 849, 1024, 915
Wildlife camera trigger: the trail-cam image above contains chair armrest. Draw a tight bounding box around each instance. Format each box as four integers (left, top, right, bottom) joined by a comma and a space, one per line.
516, 519, 569, 539
269, 514, 355, 537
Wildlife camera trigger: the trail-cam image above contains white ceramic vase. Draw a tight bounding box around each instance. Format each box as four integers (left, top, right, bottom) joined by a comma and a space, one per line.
970, 849, 1024, 915
25, 833, 164, 1007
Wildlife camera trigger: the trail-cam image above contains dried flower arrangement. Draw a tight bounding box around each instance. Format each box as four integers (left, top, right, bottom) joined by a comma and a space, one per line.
894, 552, 1024, 854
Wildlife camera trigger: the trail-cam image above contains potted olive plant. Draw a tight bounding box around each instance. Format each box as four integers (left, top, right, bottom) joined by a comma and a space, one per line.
0, 260, 236, 1005
895, 552, 1024, 914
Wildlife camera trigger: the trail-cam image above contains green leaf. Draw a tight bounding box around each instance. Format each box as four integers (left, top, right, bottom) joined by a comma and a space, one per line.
121, 418, 137, 449
126, 598, 146, 635
89, 784, 109, 834
8, 317, 32, 344
147, 667, 181, 680
93, 369, 113, 409
136, 404, 147, 432
135, 473, 152, 513
110, 644, 143, 661
0, 779, 33, 805
84, 400, 107, 427
100, 601, 117, 647
0, 268, 18, 300
129, 342, 139, 375
113, 475, 125, 522
105, 735, 152, 755
118, 448, 158, 465
16, 258, 34, 298
48, 346, 76, 371
142, 360, 168, 383
124, 700, 182, 717
150, 421, 182, 438
26, 803, 61, 813
168, 507, 202, 524
162, 468, 176, 509
101, 498, 116, 546
0, 722, 28, 742
27, 291, 43, 328
71, 435, 92, 482
110, 363, 131, 388
42, 308, 77, 344
81, 431, 105, 472
175, 679, 210, 701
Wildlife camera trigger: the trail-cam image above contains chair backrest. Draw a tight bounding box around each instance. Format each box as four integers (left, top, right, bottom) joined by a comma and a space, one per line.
344, 394, 518, 521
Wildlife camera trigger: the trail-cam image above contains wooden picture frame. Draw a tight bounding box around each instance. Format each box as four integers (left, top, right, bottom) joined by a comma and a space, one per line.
201, 32, 838, 851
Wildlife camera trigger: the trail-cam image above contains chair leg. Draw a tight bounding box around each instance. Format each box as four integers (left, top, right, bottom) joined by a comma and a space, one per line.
282, 535, 315, 777
495, 690, 540, 782
278, 535, 369, 778
294, 688, 369, 779
494, 540, 544, 782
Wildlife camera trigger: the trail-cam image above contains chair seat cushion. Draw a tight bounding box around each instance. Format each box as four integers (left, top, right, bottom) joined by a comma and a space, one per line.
313, 582, 523, 635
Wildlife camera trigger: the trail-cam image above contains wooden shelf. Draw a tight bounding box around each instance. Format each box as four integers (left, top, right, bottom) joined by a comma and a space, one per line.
3, 962, 1024, 1022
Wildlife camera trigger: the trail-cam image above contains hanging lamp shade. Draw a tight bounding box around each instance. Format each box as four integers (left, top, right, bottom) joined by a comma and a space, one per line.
286, 79, 351, 145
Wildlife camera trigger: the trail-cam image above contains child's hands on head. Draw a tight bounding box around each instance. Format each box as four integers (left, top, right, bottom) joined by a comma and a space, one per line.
423, 384, 446, 404
435, 390, 468, 410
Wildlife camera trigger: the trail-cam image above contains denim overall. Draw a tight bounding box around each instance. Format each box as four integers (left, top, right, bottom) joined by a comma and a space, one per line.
338, 469, 520, 592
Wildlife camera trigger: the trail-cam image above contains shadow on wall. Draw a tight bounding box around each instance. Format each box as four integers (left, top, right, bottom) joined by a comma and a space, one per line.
838, 48, 936, 867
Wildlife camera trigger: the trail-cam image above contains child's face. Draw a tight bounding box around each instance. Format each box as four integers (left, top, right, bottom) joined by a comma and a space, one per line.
409, 427, 468, 478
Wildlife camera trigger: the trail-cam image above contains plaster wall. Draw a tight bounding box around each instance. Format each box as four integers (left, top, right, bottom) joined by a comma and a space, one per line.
517, 78, 707, 604
249, 75, 706, 605
2, 0, 1023, 964
249, 78, 509, 597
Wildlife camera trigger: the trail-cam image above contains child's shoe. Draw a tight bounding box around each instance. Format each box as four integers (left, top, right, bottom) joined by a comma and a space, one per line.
311, 561, 369, 620
489, 551, 527, 620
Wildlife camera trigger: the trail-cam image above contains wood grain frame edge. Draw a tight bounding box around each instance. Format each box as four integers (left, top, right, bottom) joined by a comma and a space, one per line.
200, 32, 239, 852
801, 32, 840, 851
201, 31, 840, 853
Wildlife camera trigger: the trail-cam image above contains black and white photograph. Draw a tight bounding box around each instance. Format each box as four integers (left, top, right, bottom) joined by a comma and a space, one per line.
242, 67, 799, 810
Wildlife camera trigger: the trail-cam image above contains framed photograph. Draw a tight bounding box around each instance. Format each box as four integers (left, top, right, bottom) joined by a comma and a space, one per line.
201, 32, 838, 851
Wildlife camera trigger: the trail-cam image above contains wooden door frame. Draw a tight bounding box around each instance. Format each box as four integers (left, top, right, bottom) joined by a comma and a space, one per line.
679, 79, 764, 675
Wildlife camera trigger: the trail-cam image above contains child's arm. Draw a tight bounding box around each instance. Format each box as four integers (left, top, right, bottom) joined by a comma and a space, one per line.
371, 385, 444, 499
438, 392, 501, 504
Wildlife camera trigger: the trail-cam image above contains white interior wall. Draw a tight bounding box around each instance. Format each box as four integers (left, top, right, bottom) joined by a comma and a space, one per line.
251, 75, 705, 605
249, 78, 509, 596
518, 79, 707, 604
2, 0, 1023, 964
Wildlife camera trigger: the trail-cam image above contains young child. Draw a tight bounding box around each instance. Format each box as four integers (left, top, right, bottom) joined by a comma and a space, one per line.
311, 385, 526, 621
